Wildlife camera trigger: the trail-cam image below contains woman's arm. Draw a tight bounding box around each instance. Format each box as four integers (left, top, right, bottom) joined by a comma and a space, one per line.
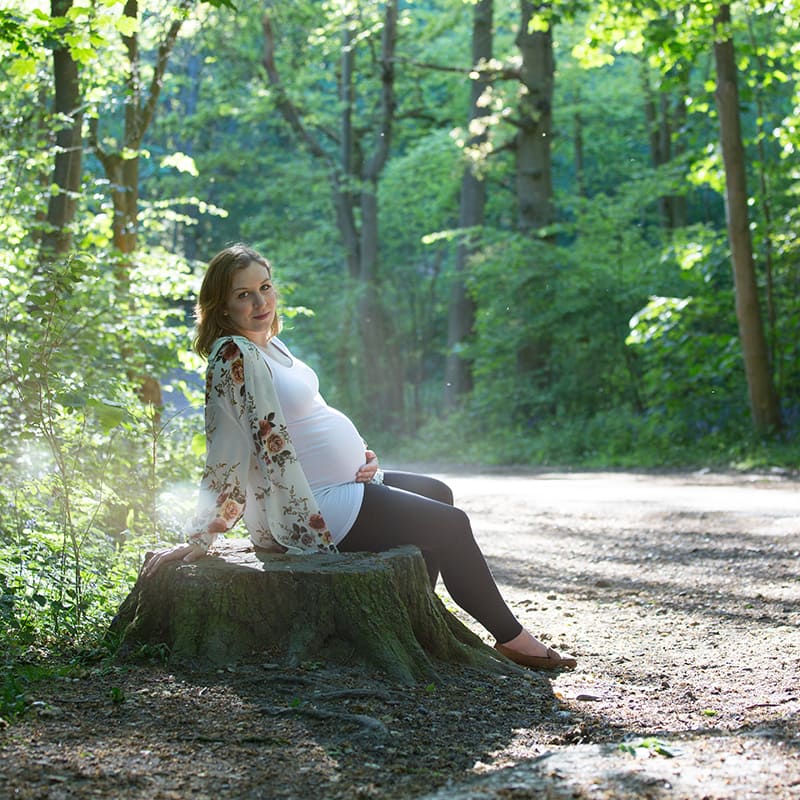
145, 336, 336, 577
182, 338, 253, 552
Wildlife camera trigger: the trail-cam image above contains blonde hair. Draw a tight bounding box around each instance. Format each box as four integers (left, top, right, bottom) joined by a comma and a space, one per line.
193, 244, 281, 358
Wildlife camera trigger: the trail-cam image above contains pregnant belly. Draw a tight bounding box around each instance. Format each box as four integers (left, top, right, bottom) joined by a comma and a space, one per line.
289, 406, 366, 490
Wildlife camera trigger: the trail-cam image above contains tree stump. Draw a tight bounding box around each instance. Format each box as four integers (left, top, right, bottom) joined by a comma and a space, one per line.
110, 539, 518, 684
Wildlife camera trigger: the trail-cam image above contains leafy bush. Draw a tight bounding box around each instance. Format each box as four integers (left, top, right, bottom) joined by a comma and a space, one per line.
0, 245, 202, 664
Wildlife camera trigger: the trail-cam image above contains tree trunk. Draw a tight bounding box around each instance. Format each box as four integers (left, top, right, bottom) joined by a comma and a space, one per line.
668, 75, 689, 228
641, 60, 688, 230
712, 4, 782, 434
515, 0, 554, 235
573, 107, 585, 198
110, 541, 517, 685
89, 0, 188, 408
92, 0, 188, 263
39, 0, 83, 260
514, 2, 556, 399
262, 3, 405, 431
444, 0, 493, 409
107, 155, 140, 256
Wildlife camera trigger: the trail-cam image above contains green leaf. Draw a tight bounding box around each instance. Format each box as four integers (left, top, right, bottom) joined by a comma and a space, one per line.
89, 399, 128, 432
160, 152, 199, 176
56, 392, 87, 410
8, 57, 37, 78
115, 15, 139, 37
191, 432, 207, 457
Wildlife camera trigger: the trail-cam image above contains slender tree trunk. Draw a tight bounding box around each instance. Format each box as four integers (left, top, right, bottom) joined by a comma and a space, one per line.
713, 4, 781, 434
669, 75, 689, 228
641, 59, 690, 230
91, 0, 188, 262
88, 0, 188, 407
515, 0, 554, 235
745, 12, 779, 379
514, 1, 555, 397
356, 1, 404, 428
40, 0, 83, 260
444, 0, 493, 409
263, 3, 405, 430
573, 107, 585, 198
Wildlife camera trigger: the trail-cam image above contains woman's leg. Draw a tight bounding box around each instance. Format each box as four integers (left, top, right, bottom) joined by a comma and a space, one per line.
378, 471, 452, 584
381, 471, 453, 505
339, 477, 523, 644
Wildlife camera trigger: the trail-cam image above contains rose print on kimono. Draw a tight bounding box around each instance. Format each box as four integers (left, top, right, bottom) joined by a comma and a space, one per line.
266, 433, 285, 453
230, 357, 245, 385
309, 514, 327, 531
221, 341, 240, 361
219, 498, 243, 524
257, 414, 276, 443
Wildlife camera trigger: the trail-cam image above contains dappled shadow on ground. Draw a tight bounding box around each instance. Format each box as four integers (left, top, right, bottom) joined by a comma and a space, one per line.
436, 483, 800, 799
2, 471, 799, 799
488, 520, 799, 629
0, 658, 560, 800
418, 727, 800, 799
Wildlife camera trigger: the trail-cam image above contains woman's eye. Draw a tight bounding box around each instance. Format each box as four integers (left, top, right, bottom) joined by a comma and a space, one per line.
261, 284, 272, 292
238, 292, 248, 299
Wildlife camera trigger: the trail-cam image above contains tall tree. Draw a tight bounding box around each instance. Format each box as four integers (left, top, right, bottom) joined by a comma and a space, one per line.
444, 0, 493, 409
39, 0, 83, 260
515, 0, 554, 235
641, 60, 689, 230
713, 3, 781, 433
82, 0, 195, 407
89, 0, 191, 258
513, 1, 556, 404
262, 1, 405, 429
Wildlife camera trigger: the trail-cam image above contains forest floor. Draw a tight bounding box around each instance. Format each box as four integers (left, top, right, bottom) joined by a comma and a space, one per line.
1, 467, 799, 799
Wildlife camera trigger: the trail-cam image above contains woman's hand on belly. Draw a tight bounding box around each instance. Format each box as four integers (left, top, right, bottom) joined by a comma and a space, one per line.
355, 449, 379, 483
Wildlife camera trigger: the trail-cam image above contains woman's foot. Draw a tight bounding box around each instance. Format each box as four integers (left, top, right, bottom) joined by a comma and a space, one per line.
495, 629, 577, 671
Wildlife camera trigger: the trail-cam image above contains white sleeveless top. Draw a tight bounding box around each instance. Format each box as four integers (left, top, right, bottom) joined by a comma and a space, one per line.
263, 339, 364, 543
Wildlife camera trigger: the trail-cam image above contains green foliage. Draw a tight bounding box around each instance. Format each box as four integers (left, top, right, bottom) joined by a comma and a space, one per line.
0, 243, 202, 667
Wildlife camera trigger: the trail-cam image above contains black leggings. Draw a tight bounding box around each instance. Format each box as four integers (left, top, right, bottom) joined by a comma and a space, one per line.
338, 471, 523, 643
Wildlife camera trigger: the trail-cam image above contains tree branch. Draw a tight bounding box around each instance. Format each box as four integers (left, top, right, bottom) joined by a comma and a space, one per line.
139, 0, 193, 143
363, 0, 397, 181
393, 55, 521, 82
261, 14, 332, 164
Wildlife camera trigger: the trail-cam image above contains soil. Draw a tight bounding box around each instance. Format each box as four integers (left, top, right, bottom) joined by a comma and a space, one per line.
1, 467, 798, 799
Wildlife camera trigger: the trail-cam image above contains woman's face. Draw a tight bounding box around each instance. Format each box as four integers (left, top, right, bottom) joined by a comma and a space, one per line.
224, 261, 276, 345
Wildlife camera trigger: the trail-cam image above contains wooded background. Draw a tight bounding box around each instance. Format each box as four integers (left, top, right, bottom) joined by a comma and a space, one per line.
0, 0, 797, 668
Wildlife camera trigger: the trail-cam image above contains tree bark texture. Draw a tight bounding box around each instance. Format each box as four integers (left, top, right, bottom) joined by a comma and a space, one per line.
515, 1, 554, 235
110, 541, 516, 685
40, 0, 83, 260
444, 0, 493, 409
712, 4, 782, 433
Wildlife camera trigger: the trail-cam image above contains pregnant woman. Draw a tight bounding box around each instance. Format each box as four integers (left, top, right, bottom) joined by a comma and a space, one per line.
144, 244, 577, 671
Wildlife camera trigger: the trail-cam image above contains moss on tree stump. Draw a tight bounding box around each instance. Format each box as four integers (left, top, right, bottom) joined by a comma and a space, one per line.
110, 540, 518, 684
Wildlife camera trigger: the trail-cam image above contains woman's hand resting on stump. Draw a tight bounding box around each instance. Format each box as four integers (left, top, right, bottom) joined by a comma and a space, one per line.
141, 542, 206, 578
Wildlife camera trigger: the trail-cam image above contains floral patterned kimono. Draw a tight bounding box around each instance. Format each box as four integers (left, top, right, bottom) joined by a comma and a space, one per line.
185, 335, 337, 555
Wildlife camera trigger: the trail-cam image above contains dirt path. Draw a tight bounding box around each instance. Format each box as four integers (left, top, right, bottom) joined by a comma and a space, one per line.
1, 469, 798, 799
430, 468, 800, 798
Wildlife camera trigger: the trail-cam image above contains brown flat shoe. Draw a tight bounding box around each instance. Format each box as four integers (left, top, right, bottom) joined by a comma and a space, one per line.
494, 643, 577, 671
